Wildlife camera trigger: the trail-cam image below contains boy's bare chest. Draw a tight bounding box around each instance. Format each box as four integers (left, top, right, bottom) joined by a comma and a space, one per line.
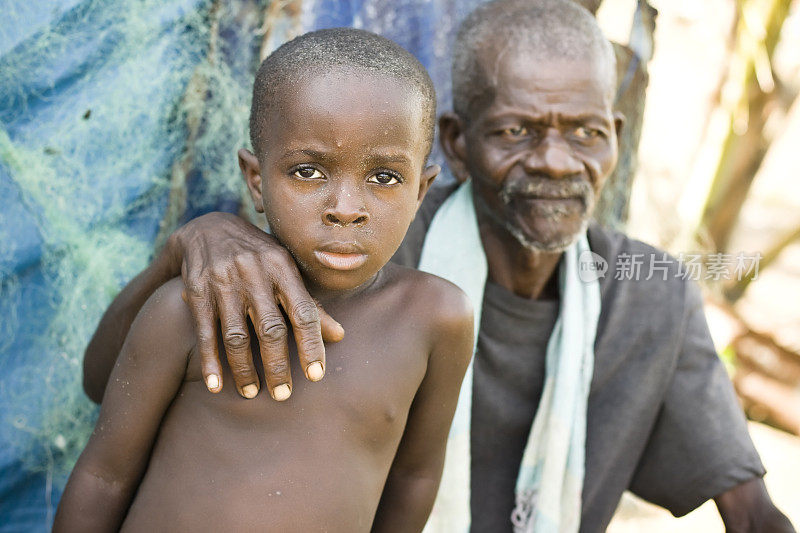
132, 318, 429, 531
178, 304, 431, 451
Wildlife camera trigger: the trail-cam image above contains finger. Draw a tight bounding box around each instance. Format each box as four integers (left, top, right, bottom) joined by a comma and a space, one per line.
217, 290, 260, 399
273, 268, 327, 382
317, 302, 344, 344
248, 297, 293, 401
183, 275, 224, 394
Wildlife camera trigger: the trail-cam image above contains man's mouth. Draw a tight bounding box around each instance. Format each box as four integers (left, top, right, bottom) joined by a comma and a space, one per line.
499, 176, 595, 219
513, 194, 583, 203
500, 176, 593, 204
509, 195, 586, 216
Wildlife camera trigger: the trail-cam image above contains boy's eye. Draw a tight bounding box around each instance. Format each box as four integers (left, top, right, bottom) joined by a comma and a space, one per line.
293, 167, 325, 180
368, 172, 401, 185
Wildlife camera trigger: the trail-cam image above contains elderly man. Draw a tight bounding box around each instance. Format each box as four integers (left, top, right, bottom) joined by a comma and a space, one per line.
85, 0, 793, 531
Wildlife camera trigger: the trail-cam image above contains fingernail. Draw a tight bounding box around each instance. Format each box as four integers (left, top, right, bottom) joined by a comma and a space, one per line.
206, 374, 220, 391
273, 384, 291, 401
242, 383, 259, 399
307, 361, 324, 381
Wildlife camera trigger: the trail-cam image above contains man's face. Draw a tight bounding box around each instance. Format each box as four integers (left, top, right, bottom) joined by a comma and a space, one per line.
241, 70, 437, 292
450, 50, 620, 253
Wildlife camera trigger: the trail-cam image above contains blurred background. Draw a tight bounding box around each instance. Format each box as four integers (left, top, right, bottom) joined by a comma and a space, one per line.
599, 0, 800, 529
0, 0, 798, 530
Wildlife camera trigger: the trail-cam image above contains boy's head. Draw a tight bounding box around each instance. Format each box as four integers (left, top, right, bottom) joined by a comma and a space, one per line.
239, 28, 439, 292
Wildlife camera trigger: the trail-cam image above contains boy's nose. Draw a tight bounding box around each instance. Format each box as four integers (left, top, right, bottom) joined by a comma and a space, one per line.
322, 187, 370, 227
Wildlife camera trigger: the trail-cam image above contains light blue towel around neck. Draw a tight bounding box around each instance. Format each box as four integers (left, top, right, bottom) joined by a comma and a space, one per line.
418, 180, 601, 533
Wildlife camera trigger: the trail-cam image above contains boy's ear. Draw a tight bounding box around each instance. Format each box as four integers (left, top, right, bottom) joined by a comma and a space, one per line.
438, 112, 470, 184
416, 164, 440, 210
238, 148, 264, 213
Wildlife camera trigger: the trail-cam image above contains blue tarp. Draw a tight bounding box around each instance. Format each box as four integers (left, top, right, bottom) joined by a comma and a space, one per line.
0, 0, 484, 529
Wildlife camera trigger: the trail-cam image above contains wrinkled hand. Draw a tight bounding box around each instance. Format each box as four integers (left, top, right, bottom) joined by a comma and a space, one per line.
165, 212, 344, 400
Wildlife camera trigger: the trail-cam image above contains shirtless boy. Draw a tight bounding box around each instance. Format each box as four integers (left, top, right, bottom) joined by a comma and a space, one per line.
54, 28, 473, 532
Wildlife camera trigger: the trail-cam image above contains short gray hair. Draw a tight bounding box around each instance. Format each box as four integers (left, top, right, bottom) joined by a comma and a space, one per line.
250, 28, 436, 158
452, 0, 616, 119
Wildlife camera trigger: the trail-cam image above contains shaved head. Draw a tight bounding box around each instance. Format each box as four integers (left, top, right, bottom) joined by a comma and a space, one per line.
250, 28, 436, 159
452, 0, 616, 120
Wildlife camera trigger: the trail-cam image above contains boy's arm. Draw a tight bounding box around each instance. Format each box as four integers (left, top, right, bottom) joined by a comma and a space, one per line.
83, 212, 341, 403
82, 242, 178, 402
372, 283, 474, 532
55, 279, 195, 532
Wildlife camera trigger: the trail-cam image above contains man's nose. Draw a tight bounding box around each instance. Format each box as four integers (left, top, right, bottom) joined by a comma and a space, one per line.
523, 130, 583, 179
322, 181, 370, 227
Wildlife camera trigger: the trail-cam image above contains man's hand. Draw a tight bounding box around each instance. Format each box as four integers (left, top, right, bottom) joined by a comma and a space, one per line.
715, 477, 795, 532
168, 212, 344, 400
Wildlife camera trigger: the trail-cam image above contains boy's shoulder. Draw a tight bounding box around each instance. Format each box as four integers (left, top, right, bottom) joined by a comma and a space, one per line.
129, 277, 197, 360
379, 263, 474, 342
375, 265, 474, 381
144, 277, 194, 324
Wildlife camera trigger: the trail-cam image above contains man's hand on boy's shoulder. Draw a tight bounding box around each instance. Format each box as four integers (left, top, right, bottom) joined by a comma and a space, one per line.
167, 212, 345, 401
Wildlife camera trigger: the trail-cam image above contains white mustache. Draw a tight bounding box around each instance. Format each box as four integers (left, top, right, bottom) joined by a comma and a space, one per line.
499, 176, 594, 204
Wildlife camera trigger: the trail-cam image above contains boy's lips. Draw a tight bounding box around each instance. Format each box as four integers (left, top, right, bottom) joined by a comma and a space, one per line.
314, 245, 368, 271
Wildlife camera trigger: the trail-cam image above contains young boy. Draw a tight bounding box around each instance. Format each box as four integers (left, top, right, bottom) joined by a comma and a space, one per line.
54, 28, 473, 532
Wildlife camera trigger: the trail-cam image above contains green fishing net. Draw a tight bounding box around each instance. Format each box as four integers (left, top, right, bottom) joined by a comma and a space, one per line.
0, 0, 278, 492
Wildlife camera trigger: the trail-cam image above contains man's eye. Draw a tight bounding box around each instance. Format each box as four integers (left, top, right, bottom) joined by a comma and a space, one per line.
293, 167, 325, 179
573, 126, 602, 140
368, 172, 401, 185
502, 126, 528, 138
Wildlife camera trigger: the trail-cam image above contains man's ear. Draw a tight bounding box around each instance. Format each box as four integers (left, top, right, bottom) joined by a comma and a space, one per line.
613, 111, 625, 138
438, 112, 470, 184
238, 148, 264, 213
415, 164, 440, 210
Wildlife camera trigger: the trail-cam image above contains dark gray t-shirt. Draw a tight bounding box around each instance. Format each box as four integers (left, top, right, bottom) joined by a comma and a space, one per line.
392, 184, 765, 532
